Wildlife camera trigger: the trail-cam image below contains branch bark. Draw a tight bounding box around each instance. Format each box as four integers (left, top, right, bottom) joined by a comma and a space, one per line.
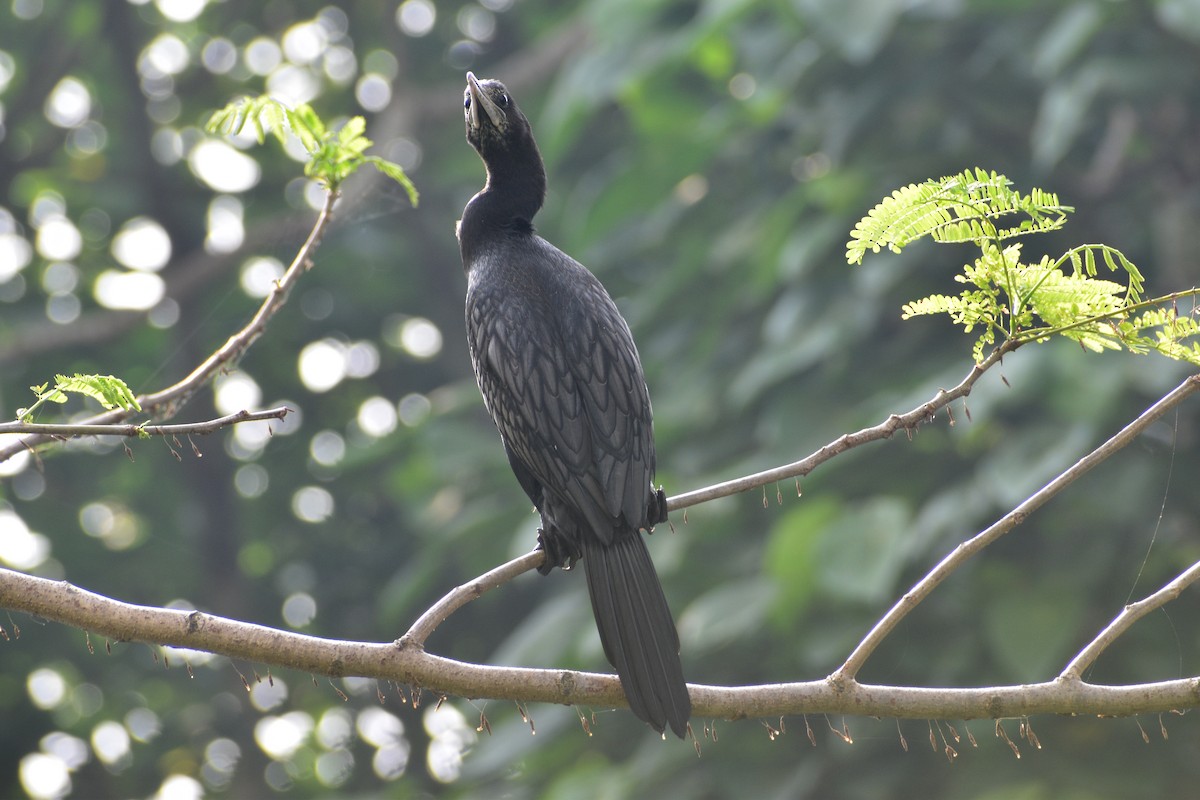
4, 566, 1200, 722
0, 407, 291, 438
1062, 557, 1200, 680
668, 343, 1014, 511
833, 373, 1200, 683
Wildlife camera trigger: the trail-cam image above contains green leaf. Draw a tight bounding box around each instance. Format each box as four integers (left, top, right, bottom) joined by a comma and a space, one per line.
852, 169, 1200, 366
18, 373, 141, 422
54, 374, 141, 412
206, 96, 417, 199
846, 167, 1072, 264
364, 156, 420, 205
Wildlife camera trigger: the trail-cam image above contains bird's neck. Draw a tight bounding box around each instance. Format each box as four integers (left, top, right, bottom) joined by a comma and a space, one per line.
472, 142, 549, 219
459, 151, 547, 264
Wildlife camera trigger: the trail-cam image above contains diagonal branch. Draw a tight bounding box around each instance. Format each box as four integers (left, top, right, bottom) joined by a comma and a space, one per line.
667, 342, 1015, 511
0, 191, 339, 465
832, 372, 1200, 684
400, 551, 545, 649
1061, 558, 1200, 680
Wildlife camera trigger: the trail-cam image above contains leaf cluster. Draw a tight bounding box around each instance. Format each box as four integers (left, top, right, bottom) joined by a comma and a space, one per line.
848, 168, 1200, 364
17, 374, 141, 423
207, 96, 419, 202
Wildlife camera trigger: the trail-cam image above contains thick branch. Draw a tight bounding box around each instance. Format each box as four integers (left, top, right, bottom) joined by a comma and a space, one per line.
0, 192, 338, 465
0, 407, 290, 438
833, 373, 1200, 683
4, 567, 1200, 721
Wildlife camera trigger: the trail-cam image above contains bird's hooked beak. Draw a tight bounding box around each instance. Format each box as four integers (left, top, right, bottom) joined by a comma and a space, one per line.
466, 72, 504, 132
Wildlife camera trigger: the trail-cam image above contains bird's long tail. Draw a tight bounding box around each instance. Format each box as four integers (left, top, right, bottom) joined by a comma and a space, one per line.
581, 531, 690, 738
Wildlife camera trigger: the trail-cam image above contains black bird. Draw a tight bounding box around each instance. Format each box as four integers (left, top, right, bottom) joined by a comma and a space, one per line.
458, 72, 690, 737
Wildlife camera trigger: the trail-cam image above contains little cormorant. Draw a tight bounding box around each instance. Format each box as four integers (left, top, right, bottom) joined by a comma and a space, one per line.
458, 72, 690, 738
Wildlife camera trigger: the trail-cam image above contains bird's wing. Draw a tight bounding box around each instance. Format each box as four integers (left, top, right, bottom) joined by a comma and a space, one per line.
466, 259, 654, 541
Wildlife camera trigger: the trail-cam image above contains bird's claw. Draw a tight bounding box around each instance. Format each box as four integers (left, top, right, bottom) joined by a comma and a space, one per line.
535, 525, 578, 575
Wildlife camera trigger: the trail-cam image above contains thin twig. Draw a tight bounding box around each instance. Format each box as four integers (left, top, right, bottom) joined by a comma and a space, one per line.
0, 407, 291, 438
399, 550, 545, 649
1062, 558, 1200, 680
667, 343, 1013, 511
0, 191, 339, 465
832, 373, 1200, 684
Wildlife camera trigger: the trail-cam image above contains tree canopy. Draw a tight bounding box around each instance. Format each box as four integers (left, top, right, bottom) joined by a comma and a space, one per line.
2, 1, 1200, 798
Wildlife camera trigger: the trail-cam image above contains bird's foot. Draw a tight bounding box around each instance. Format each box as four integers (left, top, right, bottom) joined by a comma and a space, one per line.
646, 486, 669, 529
535, 525, 579, 575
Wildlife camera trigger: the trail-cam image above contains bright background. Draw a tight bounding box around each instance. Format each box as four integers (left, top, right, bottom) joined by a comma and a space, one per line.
2, 0, 1200, 797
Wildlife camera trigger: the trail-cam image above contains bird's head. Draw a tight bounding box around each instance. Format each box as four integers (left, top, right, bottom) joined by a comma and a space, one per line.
464, 72, 533, 158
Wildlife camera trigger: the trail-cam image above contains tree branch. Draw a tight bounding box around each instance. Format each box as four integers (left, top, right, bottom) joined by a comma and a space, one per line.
832, 372, 1200, 683
0, 191, 339, 465
1062, 557, 1200, 680
399, 551, 545, 649
667, 342, 1014, 512
0, 407, 291, 438
4, 566, 1200, 722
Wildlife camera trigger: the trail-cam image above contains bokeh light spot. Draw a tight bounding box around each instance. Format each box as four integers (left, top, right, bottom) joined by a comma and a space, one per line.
154, 0, 207, 23
35, 216, 82, 261
27, 668, 67, 710
396, 0, 436, 37
206, 195, 244, 254
298, 339, 347, 393
0, 232, 33, 281
282, 592, 317, 627
244, 37, 282, 76
19, 753, 71, 800
357, 396, 397, 438
142, 34, 190, 77
93, 270, 165, 311
355, 73, 391, 112
0, 509, 50, 569
309, 430, 345, 466
249, 676, 288, 712
214, 371, 262, 415
201, 37, 237, 74
44, 77, 90, 128
291, 485, 334, 523
254, 712, 313, 760
90, 721, 130, 766
239, 256, 283, 299
188, 140, 261, 193
111, 217, 172, 271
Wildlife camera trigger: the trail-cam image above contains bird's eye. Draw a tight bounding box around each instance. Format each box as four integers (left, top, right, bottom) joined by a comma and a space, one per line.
464, 94, 471, 110
496, 93, 510, 107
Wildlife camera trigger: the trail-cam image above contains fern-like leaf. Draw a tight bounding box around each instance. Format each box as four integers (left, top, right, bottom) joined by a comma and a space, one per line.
853, 168, 1200, 366
54, 374, 141, 411
17, 373, 141, 422
847, 168, 1072, 264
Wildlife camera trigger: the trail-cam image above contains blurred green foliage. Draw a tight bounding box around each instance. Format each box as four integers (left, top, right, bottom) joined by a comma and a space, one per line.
1, 0, 1199, 798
